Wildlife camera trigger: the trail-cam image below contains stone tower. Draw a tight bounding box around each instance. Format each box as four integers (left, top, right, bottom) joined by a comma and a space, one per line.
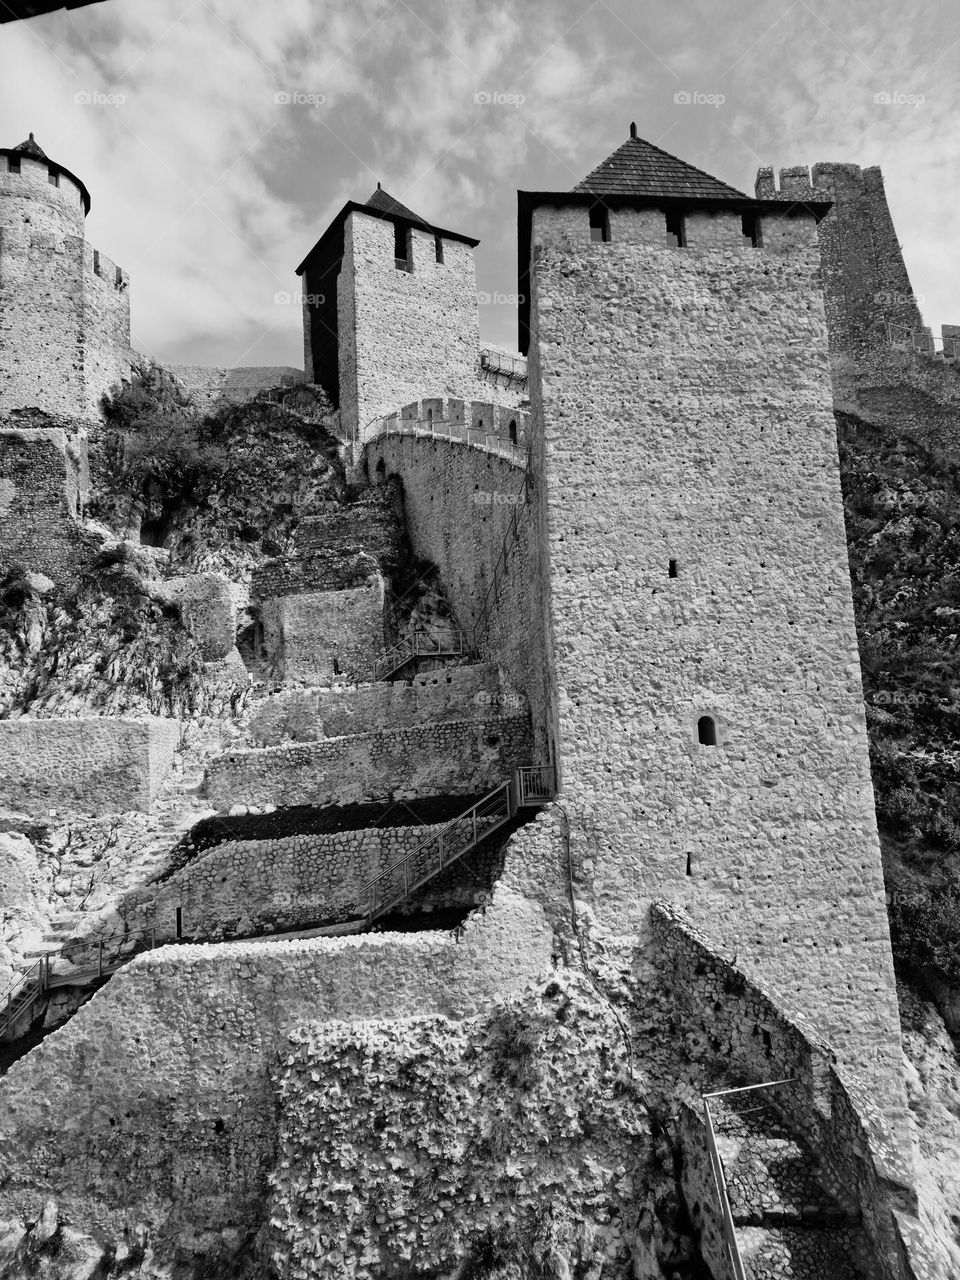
755, 161, 929, 358
0, 133, 131, 420
297, 185, 487, 444
519, 129, 908, 1126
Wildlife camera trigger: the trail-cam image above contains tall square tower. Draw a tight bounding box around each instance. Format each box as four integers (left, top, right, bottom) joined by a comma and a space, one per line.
520, 129, 906, 1120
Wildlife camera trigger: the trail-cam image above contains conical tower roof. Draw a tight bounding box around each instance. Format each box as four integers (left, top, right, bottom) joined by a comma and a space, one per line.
12, 132, 47, 159
575, 125, 747, 201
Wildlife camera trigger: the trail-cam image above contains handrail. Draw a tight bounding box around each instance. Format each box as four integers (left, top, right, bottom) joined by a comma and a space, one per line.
703, 1096, 748, 1280
359, 765, 555, 926
373, 628, 474, 682
701, 1077, 799, 1279
0, 925, 161, 1040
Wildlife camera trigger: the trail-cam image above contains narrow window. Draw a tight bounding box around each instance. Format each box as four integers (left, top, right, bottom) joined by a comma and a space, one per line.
426, 407, 433, 425
742, 213, 762, 247
589, 203, 610, 243
434, 234, 444, 263
393, 221, 410, 270
668, 559, 678, 578
332, 656, 341, 676
666, 210, 686, 248
115, 265, 123, 288
93, 248, 100, 275
508, 419, 518, 445
175, 907, 183, 939
8, 155, 20, 174
685, 852, 692, 876
697, 715, 718, 746
48, 168, 59, 188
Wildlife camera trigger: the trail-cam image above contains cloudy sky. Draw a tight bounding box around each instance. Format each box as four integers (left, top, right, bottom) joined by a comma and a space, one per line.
2, 0, 958, 369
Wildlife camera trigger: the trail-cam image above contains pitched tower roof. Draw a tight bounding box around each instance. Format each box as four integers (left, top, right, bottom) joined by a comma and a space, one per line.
363, 184, 426, 224
575, 123, 748, 201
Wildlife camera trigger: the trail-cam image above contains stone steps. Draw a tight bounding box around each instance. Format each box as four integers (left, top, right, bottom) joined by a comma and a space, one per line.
737, 1224, 873, 1280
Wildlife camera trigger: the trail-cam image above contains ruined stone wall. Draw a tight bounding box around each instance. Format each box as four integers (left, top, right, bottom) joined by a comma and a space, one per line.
0, 155, 131, 418
155, 572, 236, 661
85, 819, 497, 942
206, 713, 532, 811
163, 364, 305, 412
267, 977, 646, 1280
0, 888, 554, 1264
247, 663, 516, 745
363, 434, 554, 760
340, 212, 519, 443
0, 716, 180, 815
0, 428, 92, 582
527, 199, 905, 1117
652, 903, 945, 1280
261, 579, 384, 683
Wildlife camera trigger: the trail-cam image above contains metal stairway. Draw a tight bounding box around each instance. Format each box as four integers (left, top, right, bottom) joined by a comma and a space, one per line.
361, 765, 554, 926
372, 628, 474, 682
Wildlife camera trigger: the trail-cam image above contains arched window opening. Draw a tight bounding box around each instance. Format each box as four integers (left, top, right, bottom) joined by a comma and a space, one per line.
697, 715, 718, 746
508, 419, 518, 445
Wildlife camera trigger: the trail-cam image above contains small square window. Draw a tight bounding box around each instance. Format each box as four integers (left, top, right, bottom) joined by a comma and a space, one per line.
666, 211, 686, 248
48, 168, 59, 188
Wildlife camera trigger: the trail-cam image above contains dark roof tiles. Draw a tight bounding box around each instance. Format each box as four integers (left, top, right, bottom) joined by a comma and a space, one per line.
363, 185, 427, 225
575, 133, 748, 201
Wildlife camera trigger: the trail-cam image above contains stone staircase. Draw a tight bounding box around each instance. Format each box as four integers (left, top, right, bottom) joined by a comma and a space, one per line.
710, 1092, 876, 1280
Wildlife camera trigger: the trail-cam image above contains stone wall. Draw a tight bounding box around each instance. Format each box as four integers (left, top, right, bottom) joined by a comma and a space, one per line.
652, 902, 947, 1280
526, 198, 905, 1119
0, 428, 92, 582
0, 716, 180, 815
363, 434, 554, 761
80, 818, 502, 942
0, 886, 554, 1267
266, 976, 647, 1280
164, 364, 304, 412
247, 663, 518, 745
261, 578, 384, 683
205, 714, 532, 811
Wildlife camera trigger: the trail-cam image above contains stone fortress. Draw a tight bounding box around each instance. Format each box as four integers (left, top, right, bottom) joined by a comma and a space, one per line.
0, 122, 957, 1278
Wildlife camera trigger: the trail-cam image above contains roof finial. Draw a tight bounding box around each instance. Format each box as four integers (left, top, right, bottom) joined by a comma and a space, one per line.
377, 181, 382, 189
629, 122, 637, 139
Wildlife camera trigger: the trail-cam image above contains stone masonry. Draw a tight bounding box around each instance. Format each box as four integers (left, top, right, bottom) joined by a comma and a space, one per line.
522, 192, 907, 1124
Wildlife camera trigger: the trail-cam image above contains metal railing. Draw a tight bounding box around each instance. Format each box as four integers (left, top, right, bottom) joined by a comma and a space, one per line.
373, 628, 474, 682
360, 765, 555, 926
701, 1078, 798, 1280
1, 926, 161, 1041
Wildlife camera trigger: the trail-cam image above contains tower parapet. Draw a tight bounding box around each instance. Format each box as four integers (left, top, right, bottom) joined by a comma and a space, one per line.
0, 134, 132, 419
